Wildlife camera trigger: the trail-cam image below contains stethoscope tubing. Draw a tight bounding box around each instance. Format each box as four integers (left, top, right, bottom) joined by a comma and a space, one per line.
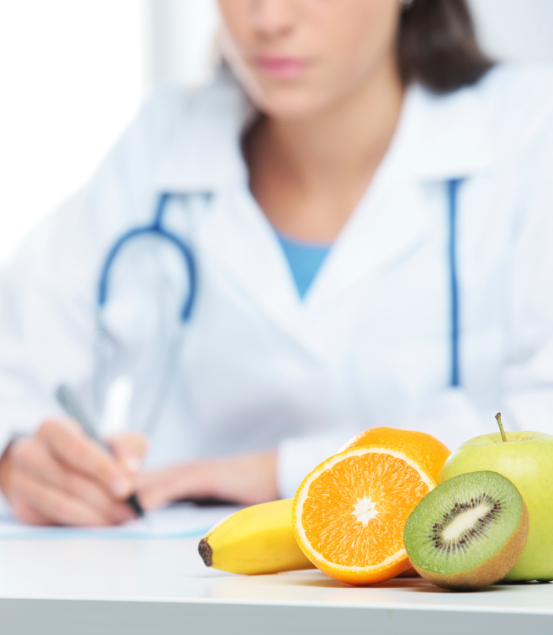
448, 178, 463, 388
97, 193, 197, 322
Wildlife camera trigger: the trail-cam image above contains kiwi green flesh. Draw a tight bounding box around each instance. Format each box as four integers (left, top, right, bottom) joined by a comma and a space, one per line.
412, 503, 528, 590
404, 471, 526, 582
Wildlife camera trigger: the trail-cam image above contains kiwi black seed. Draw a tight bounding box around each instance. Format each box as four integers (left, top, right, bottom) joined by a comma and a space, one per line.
403, 471, 529, 591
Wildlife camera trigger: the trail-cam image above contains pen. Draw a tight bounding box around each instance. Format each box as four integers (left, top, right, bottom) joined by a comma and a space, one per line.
55, 384, 145, 518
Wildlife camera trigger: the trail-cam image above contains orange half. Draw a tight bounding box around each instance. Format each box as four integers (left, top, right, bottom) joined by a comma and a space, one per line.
292, 447, 435, 585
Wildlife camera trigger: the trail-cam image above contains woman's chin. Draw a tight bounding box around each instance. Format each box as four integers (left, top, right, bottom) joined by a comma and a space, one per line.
252, 88, 336, 122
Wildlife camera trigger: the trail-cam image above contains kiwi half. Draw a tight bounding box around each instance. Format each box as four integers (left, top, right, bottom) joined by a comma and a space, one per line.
403, 471, 529, 590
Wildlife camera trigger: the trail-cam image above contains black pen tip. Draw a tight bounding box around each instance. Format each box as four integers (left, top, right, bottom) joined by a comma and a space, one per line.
126, 493, 145, 518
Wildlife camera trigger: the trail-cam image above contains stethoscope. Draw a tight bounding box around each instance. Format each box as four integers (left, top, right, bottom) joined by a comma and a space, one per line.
94, 192, 202, 434
94, 178, 463, 433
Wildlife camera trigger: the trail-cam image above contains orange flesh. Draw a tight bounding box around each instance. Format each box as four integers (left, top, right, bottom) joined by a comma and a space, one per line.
302, 453, 431, 568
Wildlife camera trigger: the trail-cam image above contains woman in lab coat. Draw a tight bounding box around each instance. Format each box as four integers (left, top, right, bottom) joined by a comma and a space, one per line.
1, 0, 553, 526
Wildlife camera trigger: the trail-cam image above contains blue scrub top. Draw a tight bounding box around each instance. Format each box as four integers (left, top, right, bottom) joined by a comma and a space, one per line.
277, 232, 331, 299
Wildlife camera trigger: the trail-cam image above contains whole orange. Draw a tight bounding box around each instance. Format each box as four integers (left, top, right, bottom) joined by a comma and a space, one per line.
341, 427, 450, 483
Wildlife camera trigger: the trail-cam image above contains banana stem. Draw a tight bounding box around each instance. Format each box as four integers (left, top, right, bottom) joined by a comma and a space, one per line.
496, 413, 507, 442
198, 539, 213, 567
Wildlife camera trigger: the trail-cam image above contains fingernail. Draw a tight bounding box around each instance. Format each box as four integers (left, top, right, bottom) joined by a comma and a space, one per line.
111, 475, 131, 497
124, 457, 141, 473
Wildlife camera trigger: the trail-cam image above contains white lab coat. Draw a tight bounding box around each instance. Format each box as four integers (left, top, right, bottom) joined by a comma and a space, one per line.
2, 63, 553, 502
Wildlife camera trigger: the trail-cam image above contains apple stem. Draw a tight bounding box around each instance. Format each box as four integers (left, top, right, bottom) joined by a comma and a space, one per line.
496, 413, 507, 442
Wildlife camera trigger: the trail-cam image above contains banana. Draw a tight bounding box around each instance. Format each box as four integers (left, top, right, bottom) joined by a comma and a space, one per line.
198, 499, 315, 575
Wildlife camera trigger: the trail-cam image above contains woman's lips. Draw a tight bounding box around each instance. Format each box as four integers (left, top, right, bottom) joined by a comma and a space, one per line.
254, 55, 310, 79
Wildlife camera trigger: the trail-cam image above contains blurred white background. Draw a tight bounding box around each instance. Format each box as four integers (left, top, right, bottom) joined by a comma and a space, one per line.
1, 0, 553, 266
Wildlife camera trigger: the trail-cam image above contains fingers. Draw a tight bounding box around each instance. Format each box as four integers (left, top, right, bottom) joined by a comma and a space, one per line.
37, 419, 133, 498
136, 452, 279, 510
106, 433, 148, 474
0, 420, 142, 528
136, 463, 210, 510
9, 469, 115, 527
10, 437, 135, 525
212, 452, 279, 504
10, 499, 51, 526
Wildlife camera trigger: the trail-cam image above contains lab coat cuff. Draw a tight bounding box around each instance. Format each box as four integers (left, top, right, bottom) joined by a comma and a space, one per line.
276, 434, 346, 499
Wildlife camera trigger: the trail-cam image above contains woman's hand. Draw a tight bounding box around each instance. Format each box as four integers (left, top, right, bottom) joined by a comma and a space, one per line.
135, 450, 279, 511
0, 418, 148, 526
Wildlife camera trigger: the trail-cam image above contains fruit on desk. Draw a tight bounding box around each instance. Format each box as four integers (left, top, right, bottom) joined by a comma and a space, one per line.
439, 414, 553, 581
404, 471, 529, 590
198, 499, 315, 575
292, 446, 435, 585
342, 427, 451, 483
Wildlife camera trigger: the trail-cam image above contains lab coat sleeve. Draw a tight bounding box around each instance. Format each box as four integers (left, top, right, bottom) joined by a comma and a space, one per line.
0, 86, 184, 510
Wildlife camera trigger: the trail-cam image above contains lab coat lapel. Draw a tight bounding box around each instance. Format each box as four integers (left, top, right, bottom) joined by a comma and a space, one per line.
306, 176, 431, 308
201, 181, 303, 329
307, 81, 494, 308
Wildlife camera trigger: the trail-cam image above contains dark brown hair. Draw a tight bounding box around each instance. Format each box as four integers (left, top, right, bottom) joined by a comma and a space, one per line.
398, 0, 494, 93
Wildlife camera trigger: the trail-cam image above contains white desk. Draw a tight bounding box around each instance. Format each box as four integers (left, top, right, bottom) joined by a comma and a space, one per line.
0, 536, 552, 634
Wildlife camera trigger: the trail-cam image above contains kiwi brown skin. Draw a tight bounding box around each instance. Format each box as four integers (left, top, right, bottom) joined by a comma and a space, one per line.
414, 501, 529, 591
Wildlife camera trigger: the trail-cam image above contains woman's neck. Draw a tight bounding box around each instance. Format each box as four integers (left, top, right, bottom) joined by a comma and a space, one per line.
246, 58, 405, 241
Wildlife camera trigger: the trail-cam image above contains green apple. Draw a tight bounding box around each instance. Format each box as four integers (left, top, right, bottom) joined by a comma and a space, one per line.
438, 416, 553, 581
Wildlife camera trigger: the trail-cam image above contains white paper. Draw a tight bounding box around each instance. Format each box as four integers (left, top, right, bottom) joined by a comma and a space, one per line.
0, 503, 241, 539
